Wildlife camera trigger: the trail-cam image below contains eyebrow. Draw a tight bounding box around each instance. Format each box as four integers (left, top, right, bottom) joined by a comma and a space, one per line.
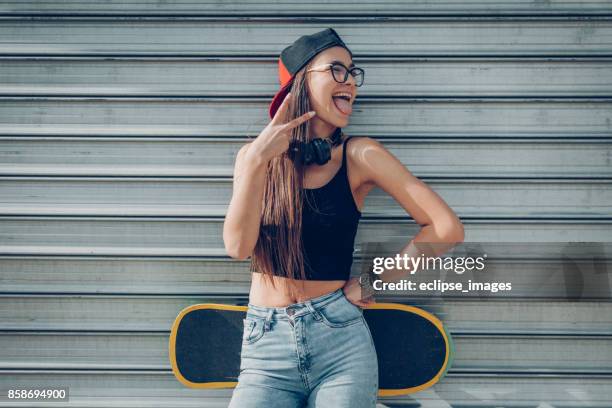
330, 59, 355, 68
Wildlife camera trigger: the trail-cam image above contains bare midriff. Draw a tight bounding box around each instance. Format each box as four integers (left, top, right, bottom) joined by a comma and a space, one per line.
249, 272, 347, 307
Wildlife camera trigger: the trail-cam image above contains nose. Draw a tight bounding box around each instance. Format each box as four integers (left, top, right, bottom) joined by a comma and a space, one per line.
345, 73, 357, 87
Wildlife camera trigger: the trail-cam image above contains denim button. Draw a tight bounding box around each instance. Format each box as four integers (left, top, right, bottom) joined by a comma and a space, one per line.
287, 308, 295, 316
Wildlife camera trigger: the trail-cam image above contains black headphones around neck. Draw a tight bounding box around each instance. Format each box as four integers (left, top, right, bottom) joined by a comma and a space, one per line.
290, 127, 343, 166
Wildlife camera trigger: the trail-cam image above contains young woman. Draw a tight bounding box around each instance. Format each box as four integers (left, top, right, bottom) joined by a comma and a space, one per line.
224, 28, 464, 407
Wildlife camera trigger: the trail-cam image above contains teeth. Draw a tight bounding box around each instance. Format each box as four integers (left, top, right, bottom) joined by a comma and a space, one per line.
332, 92, 352, 100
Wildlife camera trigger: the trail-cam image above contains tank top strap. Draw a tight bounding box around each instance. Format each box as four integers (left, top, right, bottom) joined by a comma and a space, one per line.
341, 136, 353, 169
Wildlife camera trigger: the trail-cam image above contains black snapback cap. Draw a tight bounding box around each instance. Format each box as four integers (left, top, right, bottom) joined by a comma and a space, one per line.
269, 28, 353, 120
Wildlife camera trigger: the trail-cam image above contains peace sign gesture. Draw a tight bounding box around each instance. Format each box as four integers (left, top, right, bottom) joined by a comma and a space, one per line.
250, 92, 317, 163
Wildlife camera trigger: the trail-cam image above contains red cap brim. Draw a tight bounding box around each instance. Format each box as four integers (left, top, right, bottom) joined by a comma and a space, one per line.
268, 80, 293, 120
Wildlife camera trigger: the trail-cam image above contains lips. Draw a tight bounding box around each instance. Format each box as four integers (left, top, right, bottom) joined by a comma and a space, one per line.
332, 96, 352, 116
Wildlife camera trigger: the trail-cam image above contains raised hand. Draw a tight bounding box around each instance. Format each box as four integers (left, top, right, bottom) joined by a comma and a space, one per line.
249, 92, 317, 163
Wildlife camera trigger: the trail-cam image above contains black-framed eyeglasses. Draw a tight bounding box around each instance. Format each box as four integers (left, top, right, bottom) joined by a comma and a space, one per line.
307, 62, 365, 87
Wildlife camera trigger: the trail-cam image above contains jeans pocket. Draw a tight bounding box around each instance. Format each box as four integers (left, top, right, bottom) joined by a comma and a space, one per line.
242, 317, 266, 345
317, 293, 363, 328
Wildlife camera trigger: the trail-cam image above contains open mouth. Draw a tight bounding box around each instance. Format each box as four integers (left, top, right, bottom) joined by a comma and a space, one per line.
332, 93, 353, 116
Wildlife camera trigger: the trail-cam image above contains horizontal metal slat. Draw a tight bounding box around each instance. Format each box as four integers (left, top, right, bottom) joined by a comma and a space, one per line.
1, 21, 612, 56
1, 99, 611, 138
1, 332, 611, 373
3, 58, 612, 97
1, 371, 611, 407
1, 256, 611, 299
1, 138, 611, 178
1, 218, 612, 256
2, 1, 612, 15
1, 296, 611, 334
0, 178, 610, 218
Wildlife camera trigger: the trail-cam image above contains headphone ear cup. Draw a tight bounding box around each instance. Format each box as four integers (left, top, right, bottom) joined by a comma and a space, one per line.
301, 141, 314, 165
310, 138, 332, 165
298, 138, 333, 166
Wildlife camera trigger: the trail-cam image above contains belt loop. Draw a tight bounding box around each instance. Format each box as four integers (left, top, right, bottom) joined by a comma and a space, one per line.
305, 299, 322, 321
264, 309, 274, 331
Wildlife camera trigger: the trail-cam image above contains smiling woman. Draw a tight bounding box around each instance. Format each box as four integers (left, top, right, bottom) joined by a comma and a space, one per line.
303, 46, 360, 128
307, 61, 365, 116
222, 27, 464, 408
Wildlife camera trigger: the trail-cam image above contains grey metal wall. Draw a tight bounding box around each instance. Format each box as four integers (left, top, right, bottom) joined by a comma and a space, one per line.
1, 1, 612, 406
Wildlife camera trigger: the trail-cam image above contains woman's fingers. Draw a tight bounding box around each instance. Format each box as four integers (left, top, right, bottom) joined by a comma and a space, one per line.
271, 92, 292, 124
352, 300, 366, 308
359, 296, 376, 307
350, 296, 375, 308
283, 110, 317, 130
270, 92, 318, 133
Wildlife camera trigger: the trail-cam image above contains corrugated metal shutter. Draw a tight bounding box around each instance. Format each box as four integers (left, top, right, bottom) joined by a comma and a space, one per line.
1, 1, 611, 406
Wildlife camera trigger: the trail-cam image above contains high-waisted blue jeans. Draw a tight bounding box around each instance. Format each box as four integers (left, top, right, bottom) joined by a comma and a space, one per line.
228, 287, 379, 407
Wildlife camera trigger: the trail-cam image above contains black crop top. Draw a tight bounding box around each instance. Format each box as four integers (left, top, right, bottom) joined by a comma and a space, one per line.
255, 136, 362, 281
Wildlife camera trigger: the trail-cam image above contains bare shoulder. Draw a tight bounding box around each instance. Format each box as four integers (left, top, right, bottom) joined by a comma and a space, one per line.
346, 135, 384, 152
234, 141, 257, 168
236, 141, 253, 160
232, 141, 256, 185
344, 136, 387, 187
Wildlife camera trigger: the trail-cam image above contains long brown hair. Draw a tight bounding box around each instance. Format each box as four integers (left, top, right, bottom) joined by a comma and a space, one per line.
248, 59, 322, 299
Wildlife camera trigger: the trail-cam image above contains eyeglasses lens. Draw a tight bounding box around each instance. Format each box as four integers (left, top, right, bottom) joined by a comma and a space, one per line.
331, 65, 364, 87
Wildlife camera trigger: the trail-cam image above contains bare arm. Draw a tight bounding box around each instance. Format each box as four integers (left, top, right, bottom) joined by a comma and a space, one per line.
356, 137, 465, 282
222, 144, 269, 260
222, 92, 317, 260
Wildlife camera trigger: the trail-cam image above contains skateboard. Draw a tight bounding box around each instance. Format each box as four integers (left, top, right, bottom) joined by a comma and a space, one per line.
169, 302, 454, 397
